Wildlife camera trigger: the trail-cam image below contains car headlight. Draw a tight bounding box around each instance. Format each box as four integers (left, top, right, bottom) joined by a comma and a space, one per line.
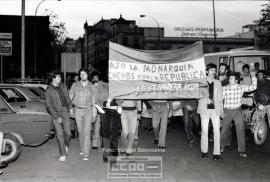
258, 104, 264, 111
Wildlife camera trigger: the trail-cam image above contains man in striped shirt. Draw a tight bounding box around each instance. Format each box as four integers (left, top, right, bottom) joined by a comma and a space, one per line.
221, 71, 257, 158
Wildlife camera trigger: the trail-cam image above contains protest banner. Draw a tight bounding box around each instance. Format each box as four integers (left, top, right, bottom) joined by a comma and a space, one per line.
109, 41, 208, 99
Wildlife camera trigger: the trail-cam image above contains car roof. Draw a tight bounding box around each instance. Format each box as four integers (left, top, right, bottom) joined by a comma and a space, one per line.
205, 50, 270, 57
20, 83, 47, 89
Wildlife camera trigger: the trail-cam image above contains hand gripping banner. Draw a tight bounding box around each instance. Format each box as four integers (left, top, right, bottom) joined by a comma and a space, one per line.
109, 41, 208, 99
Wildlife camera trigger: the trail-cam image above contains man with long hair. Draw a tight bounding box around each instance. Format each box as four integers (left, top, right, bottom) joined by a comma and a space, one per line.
45, 71, 72, 162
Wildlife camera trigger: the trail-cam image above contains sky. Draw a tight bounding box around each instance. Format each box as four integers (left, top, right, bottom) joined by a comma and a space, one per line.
0, 0, 267, 39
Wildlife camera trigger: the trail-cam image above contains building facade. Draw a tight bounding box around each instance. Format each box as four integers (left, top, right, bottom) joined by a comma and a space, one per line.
79, 16, 255, 79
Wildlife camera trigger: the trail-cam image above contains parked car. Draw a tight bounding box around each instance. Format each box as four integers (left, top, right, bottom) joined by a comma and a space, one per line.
0, 84, 47, 113
0, 95, 52, 163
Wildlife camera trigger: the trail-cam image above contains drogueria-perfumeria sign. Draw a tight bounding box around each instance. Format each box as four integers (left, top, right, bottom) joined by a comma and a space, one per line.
174, 27, 224, 37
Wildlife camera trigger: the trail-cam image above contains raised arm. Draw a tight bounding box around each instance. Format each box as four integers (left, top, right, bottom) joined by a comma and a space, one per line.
241, 71, 257, 93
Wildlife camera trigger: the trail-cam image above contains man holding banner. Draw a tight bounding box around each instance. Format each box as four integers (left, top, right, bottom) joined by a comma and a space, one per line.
197, 63, 223, 161
108, 41, 208, 153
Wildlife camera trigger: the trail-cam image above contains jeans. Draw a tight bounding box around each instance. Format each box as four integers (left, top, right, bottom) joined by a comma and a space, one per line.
152, 107, 169, 147
200, 109, 220, 155
75, 107, 93, 158
221, 109, 246, 152
53, 108, 71, 156
120, 109, 138, 154
92, 114, 101, 147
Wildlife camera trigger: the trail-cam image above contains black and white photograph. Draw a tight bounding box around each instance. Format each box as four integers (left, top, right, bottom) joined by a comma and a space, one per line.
0, 0, 270, 181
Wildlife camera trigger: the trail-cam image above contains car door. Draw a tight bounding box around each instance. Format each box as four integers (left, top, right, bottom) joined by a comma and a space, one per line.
0, 96, 52, 145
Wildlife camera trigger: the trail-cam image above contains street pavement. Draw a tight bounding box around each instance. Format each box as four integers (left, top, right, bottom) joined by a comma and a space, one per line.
1, 120, 270, 182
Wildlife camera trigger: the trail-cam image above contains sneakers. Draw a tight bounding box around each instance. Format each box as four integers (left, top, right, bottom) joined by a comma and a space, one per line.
239, 152, 247, 158
79, 151, 83, 155
0, 170, 3, 175
59, 156, 66, 162
154, 139, 159, 145
83, 157, 89, 161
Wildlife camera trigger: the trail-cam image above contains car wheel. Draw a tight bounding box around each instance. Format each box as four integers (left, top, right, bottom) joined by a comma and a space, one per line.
254, 118, 268, 146
1, 133, 22, 163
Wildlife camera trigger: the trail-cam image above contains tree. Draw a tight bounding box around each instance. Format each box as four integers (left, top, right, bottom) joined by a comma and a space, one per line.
43, 9, 69, 71
255, 0, 270, 25
45, 9, 67, 47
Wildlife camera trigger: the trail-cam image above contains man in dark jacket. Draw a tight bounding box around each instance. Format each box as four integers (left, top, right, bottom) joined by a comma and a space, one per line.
254, 70, 270, 124
45, 72, 72, 162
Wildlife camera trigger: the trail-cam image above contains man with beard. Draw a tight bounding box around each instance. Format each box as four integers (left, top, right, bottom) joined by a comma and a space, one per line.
217, 63, 230, 86
91, 71, 108, 149
69, 68, 95, 161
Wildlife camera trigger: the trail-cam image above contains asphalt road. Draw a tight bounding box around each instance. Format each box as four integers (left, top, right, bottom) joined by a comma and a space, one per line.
1, 120, 270, 182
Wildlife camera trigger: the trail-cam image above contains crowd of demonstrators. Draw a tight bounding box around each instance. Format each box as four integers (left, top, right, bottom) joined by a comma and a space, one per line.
44, 62, 270, 163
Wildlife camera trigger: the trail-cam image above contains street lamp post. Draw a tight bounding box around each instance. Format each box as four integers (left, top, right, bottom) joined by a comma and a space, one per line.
35, 0, 61, 16
212, 0, 217, 51
140, 14, 160, 49
21, 0, 25, 79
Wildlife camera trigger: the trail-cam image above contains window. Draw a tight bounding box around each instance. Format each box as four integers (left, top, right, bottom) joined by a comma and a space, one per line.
28, 88, 44, 100
0, 96, 12, 113
0, 88, 27, 103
